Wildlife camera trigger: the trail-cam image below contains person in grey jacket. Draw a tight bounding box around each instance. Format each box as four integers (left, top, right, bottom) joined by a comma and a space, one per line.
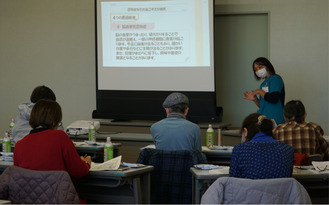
11, 85, 56, 144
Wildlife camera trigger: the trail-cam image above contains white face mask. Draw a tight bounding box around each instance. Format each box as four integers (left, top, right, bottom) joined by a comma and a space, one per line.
256, 67, 268, 78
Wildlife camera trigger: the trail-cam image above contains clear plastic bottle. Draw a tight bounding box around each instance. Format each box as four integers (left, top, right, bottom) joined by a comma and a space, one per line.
2, 132, 11, 153
104, 137, 114, 162
206, 124, 214, 148
217, 128, 222, 146
88, 122, 96, 142
9, 119, 15, 138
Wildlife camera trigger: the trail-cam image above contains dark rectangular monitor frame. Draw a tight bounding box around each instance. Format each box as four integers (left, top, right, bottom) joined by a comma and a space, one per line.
92, 90, 222, 123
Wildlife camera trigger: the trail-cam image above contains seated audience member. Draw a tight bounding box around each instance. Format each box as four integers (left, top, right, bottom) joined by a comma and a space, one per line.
12, 85, 56, 144
150, 92, 202, 151
14, 99, 91, 178
273, 100, 329, 160
229, 113, 294, 179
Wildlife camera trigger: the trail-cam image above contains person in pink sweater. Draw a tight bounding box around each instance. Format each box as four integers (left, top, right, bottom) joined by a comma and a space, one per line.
14, 99, 91, 178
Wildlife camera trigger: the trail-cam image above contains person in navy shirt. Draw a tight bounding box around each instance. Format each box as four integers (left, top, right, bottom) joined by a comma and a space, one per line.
243, 57, 285, 125
229, 113, 294, 179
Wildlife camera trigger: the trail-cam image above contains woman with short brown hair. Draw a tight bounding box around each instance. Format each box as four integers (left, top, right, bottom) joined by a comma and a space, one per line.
14, 99, 91, 178
29, 99, 62, 130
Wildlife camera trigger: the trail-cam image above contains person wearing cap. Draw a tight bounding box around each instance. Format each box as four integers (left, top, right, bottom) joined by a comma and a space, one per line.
150, 92, 202, 151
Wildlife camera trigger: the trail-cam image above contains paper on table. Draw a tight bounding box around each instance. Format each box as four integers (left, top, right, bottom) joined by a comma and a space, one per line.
210, 145, 233, 150
194, 164, 226, 170
84, 140, 105, 146
140, 144, 155, 150
312, 161, 329, 173
122, 162, 146, 168
90, 155, 122, 171
209, 167, 230, 174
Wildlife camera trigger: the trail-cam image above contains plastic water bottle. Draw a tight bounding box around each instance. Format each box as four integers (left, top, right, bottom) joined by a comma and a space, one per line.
88, 122, 96, 142
9, 119, 15, 138
104, 137, 114, 161
2, 132, 11, 153
217, 128, 222, 146
206, 124, 214, 148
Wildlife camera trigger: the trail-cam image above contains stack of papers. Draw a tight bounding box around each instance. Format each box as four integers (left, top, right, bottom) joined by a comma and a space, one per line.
194, 164, 226, 170
210, 145, 233, 150
83, 140, 105, 146
122, 162, 146, 168
0, 152, 13, 162
312, 161, 329, 173
90, 156, 147, 171
90, 156, 122, 171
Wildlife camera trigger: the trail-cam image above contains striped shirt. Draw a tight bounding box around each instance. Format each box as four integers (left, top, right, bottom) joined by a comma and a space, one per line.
273, 121, 329, 160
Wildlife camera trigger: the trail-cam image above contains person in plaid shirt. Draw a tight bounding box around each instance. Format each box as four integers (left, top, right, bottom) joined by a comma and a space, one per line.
273, 100, 329, 160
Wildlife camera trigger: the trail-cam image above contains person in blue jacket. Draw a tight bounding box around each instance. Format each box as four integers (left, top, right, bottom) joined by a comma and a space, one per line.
243, 57, 285, 125
229, 113, 294, 179
150, 92, 202, 152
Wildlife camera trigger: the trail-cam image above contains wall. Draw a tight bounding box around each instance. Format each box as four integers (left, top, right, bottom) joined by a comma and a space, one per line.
215, 0, 329, 133
0, 0, 96, 135
215, 13, 269, 128
0, 0, 328, 136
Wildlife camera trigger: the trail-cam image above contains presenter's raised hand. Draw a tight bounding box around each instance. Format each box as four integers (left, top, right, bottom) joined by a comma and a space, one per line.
243, 91, 256, 101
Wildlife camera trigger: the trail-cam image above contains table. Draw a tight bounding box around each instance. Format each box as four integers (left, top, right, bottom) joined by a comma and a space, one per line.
73, 165, 154, 204
139, 145, 233, 166
69, 132, 154, 142
0, 160, 13, 173
70, 133, 154, 163
190, 166, 329, 204
201, 146, 232, 165
0, 140, 121, 163
0, 161, 153, 204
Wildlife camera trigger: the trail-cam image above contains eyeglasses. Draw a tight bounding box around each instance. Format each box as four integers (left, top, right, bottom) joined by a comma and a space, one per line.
316, 165, 328, 172
58, 122, 63, 127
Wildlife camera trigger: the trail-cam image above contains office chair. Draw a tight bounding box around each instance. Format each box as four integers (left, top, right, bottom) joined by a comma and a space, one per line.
137, 148, 207, 204
0, 166, 80, 204
201, 177, 311, 204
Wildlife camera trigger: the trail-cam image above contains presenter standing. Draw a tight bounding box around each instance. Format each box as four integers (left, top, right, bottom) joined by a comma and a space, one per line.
243, 57, 285, 125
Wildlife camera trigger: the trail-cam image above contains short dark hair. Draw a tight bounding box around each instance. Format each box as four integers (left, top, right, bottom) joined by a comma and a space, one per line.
168, 103, 188, 114
30, 85, 56, 103
240, 113, 274, 141
252, 57, 276, 81
284, 100, 305, 123
29, 99, 62, 129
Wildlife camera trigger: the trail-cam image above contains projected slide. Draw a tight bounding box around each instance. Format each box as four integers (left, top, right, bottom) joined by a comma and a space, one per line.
101, 0, 210, 67
96, 0, 214, 91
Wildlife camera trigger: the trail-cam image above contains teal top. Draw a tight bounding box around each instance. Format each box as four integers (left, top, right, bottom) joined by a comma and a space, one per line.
150, 113, 201, 152
258, 74, 285, 125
